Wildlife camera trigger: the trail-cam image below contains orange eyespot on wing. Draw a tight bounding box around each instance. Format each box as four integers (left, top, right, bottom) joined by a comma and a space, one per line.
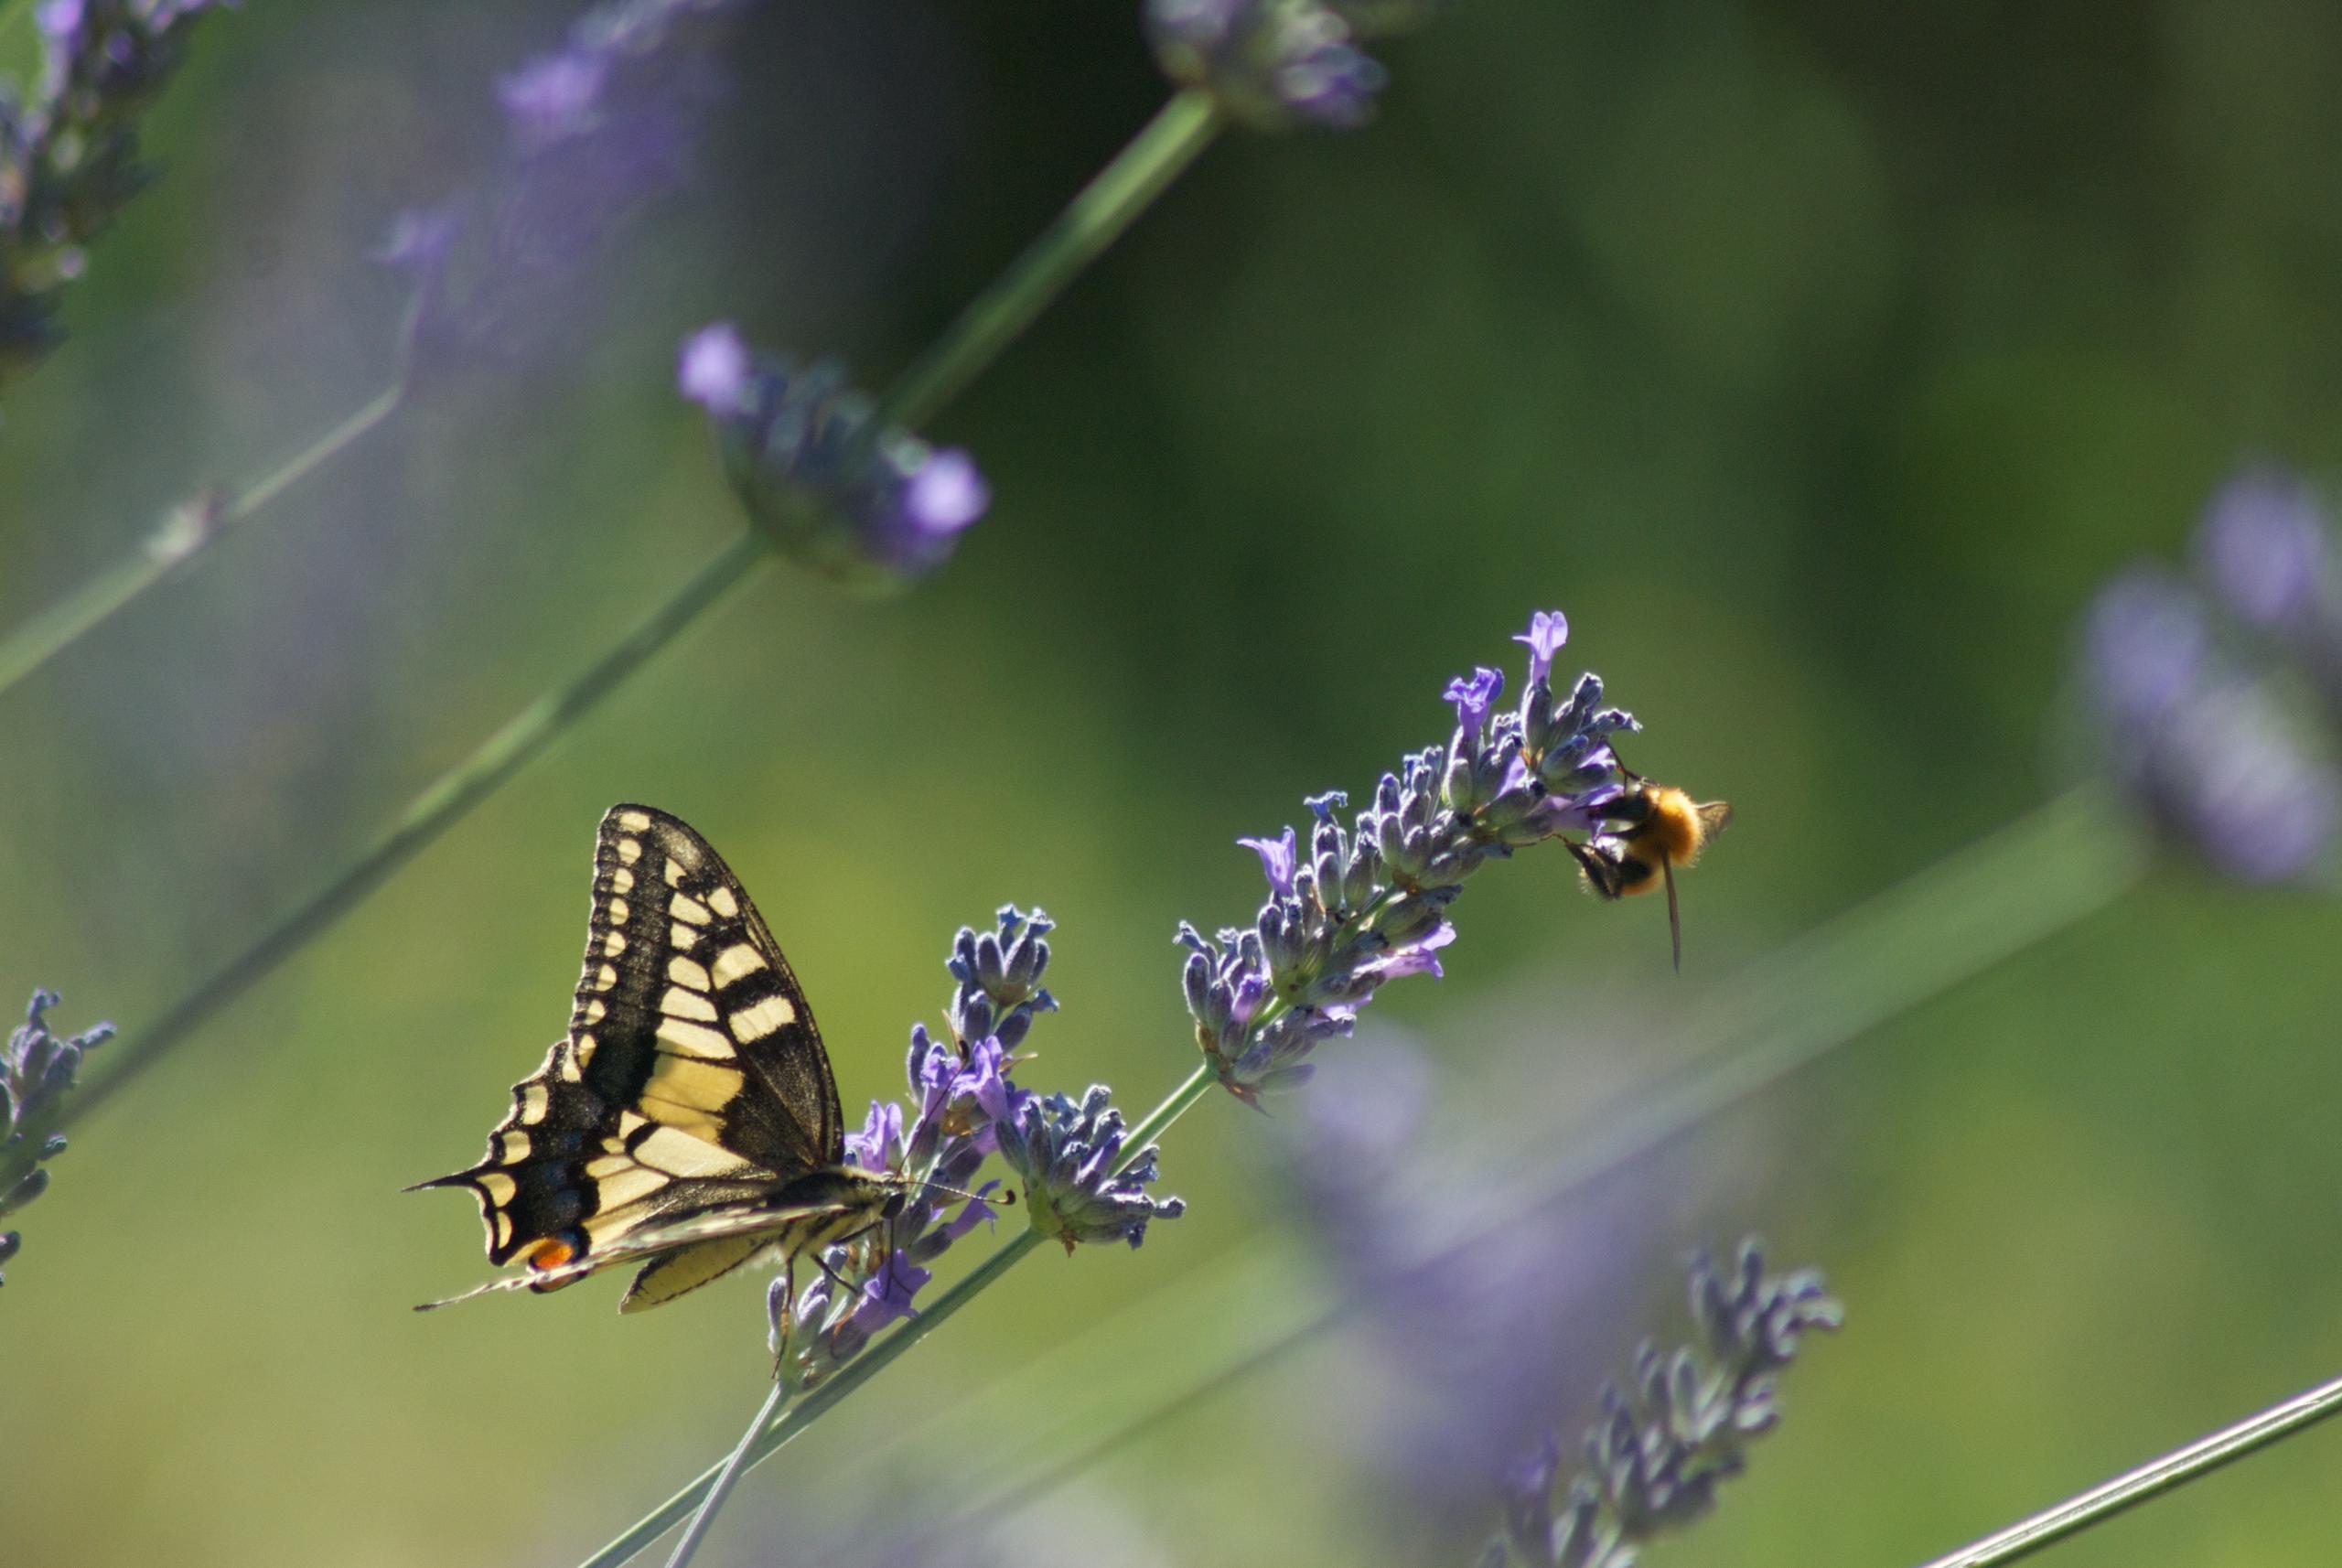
526, 1236, 579, 1271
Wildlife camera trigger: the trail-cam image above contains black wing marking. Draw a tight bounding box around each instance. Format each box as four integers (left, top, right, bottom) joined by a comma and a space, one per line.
411, 1036, 778, 1268
414, 804, 844, 1286
570, 804, 842, 1176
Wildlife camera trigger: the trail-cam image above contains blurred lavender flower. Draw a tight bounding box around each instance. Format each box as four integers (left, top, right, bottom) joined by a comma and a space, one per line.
1180, 608, 1634, 1103
2197, 469, 2331, 635
996, 1085, 1185, 1252
1283, 1037, 1646, 1516
681, 322, 992, 590
1482, 1240, 1842, 1568
1, 989, 115, 1283
383, 0, 747, 371
1144, 0, 1388, 129
2194, 467, 2342, 721
1, 0, 234, 385
2081, 470, 2342, 884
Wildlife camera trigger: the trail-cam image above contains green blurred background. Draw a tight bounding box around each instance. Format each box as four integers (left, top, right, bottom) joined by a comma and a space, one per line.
7, 1, 2342, 1564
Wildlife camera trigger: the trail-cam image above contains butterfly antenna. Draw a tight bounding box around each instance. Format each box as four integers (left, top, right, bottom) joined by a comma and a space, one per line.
1661, 853, 1682, 973
414, 1278, 507, 1313
917, 1177, 1016, 1208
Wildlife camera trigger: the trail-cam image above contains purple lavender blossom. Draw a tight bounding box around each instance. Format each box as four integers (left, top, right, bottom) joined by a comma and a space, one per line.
2083, 564, 2339, 884
1180, 609, 1635, 1103
2190, 466, 2342, 724
681, 326, 994, 590
2197, 468, 2331, 634
1, 989, 114, 1284
904, 450, 992, 537
1445, 667, 1506, 731
1514, 610, 1569, 685
1144, 0, 1389, 130
769, 912, 1045, 1391
994, 1086, 1186, 1252
1239, 827, 1300, 898
944, 907, 1057, 1056
1484, 1240, 1842, 1567
771, 907, 1179, 1388
1, 0, 234, 384
676, 320, 753, 415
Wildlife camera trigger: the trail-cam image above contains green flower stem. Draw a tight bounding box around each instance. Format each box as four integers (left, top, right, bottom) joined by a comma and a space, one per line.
65, 532, 770, 1128
877, 88, 1221, 433
661, 1379, 787, 1568
56, 93, 1220, 1133
0, 382, 403, 697
577, 1062, 1219, 1568
1908, 1369, 2342, 1568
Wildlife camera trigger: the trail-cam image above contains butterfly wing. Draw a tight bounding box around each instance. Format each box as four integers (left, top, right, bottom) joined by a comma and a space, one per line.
415, 804, 846, 1294
414, 1195, 874, 1312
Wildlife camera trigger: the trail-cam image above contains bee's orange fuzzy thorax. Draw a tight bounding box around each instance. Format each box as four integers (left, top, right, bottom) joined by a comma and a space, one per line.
1640, 788, 1710, 866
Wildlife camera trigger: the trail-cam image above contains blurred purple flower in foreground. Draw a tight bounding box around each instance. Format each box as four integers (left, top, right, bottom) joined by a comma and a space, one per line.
1481, 1240, 1842, 1568
680, 322, 992, 590
1, 0, 234, 385
1144, 0, 1458, 130
0, 989, 114, 1284
384, 0, 747, 371
1180, 608, 1634, 1102
1145, 0, 1389, 129
2082, 468, 2342, 884
1283, 1038, 1646, 1517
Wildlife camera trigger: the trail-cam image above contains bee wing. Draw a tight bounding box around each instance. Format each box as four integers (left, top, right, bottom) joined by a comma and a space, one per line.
1696, 800, 1735, 838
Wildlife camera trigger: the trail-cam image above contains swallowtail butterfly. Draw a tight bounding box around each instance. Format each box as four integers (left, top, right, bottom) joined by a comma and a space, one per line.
414, 805, 911, 1313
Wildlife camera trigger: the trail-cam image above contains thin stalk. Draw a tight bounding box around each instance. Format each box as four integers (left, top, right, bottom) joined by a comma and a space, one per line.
877, 89, 1220, 432
0, 381, 403, 696
66, 532, 768, 1126
61, 91, 1220, 1131
579, 1228, 1046, 1568
576, 1063, 1218, 1568
1908, 1369, 2342, 1568
662, 1380, 788, 1568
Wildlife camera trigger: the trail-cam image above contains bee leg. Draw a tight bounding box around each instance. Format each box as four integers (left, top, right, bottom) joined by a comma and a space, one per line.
1564, 837, 1626, 899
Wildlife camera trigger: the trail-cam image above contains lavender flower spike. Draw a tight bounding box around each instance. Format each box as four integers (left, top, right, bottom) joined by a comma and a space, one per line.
383, 0, 755, 373
1181, 609, 1636, 1103
681, 325, 993, 591
2082, 563, 2339, 884
0, 989, 115, 1284
769, 910, 1051, 1393
2, 0, 235, 384
1144, 0, 1390, 131
1483, 1240, 1842, 1568
995, 1085, 1186, 1252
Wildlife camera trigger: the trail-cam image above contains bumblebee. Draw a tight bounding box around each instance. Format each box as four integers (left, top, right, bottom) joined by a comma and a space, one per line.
1567, 769, 1733, 972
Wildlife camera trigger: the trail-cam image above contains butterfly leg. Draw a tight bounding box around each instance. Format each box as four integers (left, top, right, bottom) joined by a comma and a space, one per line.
765, 1256, 797, 1378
